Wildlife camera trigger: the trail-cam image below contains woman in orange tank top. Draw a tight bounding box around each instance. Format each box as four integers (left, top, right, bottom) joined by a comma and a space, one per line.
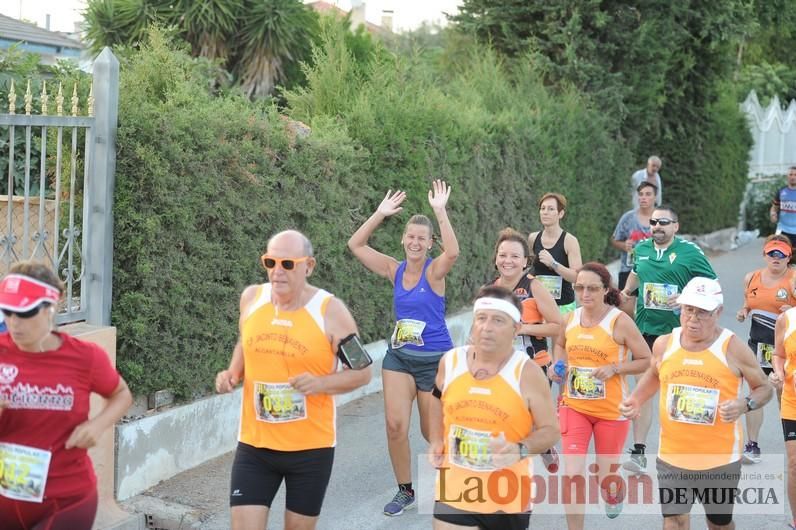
551, 262, 651, 529
771, 306, 796, 530
736, 234, 796, 464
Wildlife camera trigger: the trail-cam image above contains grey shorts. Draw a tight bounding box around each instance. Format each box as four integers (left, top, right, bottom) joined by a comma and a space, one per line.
382, 346, 443, 392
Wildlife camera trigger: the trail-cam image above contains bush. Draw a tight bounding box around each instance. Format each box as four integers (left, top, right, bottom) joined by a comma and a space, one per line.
113, 29, 632, 398
744, 176, 784, 236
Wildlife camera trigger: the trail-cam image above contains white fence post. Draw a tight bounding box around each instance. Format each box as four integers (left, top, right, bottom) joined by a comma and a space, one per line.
84, 48, 119, 326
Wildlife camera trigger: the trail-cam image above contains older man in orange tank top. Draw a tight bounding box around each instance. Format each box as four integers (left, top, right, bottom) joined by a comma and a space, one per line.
215, 230, 372, 530
620, 277, 772, 530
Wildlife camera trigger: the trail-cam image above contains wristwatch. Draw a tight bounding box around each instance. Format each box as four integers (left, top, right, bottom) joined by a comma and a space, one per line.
517, 442, 530, 459
745, 397, 757, 412
551, 260, 559, 271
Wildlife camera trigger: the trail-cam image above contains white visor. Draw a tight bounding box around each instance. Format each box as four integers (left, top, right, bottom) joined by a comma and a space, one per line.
473, 297, 521, 323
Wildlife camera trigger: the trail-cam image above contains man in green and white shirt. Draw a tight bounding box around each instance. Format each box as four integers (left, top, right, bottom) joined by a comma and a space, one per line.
620, 205, 716, 473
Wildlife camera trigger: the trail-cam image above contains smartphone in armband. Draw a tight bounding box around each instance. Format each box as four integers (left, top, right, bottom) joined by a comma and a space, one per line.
338, 334, 373, 370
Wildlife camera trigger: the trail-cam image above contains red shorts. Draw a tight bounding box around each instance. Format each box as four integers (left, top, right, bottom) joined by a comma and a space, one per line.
0, 489, 98, 530
559, 405, 630, 456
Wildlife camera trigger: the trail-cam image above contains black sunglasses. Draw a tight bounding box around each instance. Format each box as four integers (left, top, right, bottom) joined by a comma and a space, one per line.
649, 218, 676, 227
2, 303, 48, 319
767, 249, 789, 259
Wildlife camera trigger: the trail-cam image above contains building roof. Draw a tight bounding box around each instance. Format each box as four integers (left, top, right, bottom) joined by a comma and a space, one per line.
0, 13, 83, 50
306, 1, 387, 35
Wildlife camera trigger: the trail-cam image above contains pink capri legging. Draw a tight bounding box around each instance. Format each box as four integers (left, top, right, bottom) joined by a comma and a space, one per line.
559, 405, 630, 456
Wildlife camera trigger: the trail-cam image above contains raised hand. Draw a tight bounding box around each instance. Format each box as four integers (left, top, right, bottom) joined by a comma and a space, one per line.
376, 190, 406, 217
428, 179, 451, 211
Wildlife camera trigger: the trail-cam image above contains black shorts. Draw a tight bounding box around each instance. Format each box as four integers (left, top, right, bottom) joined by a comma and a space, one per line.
642, 333, 659, 350
656, 457, 741, 526
433, 502, 530, 530
229, 442, 334, 516
382, 346, 442, 392
782, 419, 796, 442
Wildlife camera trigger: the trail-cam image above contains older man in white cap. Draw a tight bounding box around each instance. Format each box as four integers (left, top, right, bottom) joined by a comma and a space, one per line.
620, 277, 772, 530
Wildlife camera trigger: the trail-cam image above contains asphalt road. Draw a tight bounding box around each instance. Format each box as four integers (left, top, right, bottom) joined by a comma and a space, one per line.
131, 238, 792, 529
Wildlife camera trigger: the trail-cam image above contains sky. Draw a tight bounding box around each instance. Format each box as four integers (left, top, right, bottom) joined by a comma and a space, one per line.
0, 0, 462, 34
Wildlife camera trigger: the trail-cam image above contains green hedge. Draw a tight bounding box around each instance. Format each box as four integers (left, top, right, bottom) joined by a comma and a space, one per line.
112, 29, 633, 398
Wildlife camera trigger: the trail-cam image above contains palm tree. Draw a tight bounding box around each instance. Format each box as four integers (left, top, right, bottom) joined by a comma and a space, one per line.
84, 0, 319, 97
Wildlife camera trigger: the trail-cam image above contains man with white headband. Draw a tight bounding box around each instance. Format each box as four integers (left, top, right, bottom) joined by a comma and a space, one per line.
428, 285, 559, 529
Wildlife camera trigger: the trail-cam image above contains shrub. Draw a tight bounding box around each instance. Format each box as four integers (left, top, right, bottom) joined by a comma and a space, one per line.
744, 176, 785, 236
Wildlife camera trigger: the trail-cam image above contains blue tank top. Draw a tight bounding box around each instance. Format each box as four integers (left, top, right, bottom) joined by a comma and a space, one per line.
392, 259, 453, 355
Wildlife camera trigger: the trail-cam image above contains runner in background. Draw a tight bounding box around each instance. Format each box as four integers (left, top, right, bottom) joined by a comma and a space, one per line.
770, 166, 796, 255
621, 277, 772, 530
736, 235, 796, 464
619, 205, 716, 474
612, 181, 655, 294
771, 305, 796, 530
429, 286, 559, 530
529, 193, 583, 315
550, 262, 651, 528
0, 261, 133, 530
216, 230, 372, 530
348, 180, 459, 517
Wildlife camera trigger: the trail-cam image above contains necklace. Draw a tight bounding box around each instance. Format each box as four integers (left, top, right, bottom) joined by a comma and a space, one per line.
470, 348, 511, 381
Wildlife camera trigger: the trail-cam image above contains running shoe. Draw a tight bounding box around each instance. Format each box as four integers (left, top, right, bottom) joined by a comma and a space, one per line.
742, 441, 761, 464
605, 494, 623, 519
541, 446, 560, 473
621, 448, 647, 474
383, 490, 416, 516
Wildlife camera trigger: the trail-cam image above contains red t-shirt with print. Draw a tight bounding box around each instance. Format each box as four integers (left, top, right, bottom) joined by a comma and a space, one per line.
0, 332, 120, 500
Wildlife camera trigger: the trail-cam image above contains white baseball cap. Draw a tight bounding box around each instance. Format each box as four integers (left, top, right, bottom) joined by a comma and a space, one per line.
676, 277, 723, 311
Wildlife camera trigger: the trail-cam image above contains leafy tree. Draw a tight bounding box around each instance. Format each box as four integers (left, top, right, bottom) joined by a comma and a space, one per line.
84, 0, 320, 97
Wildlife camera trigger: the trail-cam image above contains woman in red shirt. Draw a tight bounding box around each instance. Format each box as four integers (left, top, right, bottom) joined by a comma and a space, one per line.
0, 261, 132, 530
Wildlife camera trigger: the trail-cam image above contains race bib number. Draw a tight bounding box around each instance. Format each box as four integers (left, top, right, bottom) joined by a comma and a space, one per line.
449, 425, 496, 471
567, 366, 606, 400
254, 382, 307, 423
391, 319, 426, 349
757, 343, 774, 369
0, 442, 51, 503
536, 275, 563, 300
642, 283, 679, 311
666, 384, 719, 425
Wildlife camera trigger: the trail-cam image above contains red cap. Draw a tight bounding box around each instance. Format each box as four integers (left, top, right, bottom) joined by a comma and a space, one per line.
764, 240, 792, 257
0, 274, 60, 311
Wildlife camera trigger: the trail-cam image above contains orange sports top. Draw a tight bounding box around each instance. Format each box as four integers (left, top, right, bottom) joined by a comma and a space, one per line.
780, 308, 796, 420
562, 307, 628, 420
438, 346, 534, 514
657, 328, 742, 470
238, 284, 338, 451
744, 268, 796, 314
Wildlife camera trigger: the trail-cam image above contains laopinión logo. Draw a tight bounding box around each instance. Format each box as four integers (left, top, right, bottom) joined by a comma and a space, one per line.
416, 453, 785, 515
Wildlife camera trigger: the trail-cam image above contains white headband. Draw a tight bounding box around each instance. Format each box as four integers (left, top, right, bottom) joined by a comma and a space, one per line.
473, 297, 521, 323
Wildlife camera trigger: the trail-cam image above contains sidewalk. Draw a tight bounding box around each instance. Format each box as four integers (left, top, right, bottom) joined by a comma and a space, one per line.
121, 238, 793, 529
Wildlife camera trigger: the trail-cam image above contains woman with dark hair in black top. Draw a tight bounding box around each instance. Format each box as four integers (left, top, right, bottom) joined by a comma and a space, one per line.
530, 192, 583, 314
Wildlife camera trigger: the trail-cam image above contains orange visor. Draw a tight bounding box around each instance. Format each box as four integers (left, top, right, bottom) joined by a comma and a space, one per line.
764, 240, 792, 257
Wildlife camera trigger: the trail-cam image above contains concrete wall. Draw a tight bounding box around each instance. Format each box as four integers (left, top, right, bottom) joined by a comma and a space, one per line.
115, 309, 474, 501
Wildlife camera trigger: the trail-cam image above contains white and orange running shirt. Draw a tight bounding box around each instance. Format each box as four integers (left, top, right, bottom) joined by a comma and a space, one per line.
438, 346, 534, 514
562, 307, 629, 420
238, 284, 338, 451
658, 328, 743, 470
779, 308, 796, 421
